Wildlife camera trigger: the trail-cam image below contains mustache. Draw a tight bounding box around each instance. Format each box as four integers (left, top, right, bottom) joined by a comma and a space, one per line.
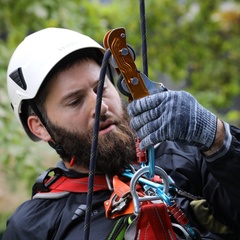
100, 114, 108, 122
92, 114, 119, 132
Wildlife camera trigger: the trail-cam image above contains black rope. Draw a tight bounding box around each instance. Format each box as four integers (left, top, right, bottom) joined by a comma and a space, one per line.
83, 2, 148, 238
139, 0, 148, 76
83, 49, 111, 240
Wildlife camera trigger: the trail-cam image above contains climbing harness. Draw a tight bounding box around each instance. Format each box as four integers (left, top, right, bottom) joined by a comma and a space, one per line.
32, 166, 202, 239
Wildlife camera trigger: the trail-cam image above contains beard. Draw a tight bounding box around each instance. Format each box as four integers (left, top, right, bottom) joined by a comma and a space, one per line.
46, 102, 137, 176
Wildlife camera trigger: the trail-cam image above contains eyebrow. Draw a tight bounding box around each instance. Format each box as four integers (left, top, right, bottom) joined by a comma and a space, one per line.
59, 78, 102, 104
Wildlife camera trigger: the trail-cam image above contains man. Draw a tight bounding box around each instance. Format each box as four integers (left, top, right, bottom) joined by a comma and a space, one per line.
3, 27, 240, 239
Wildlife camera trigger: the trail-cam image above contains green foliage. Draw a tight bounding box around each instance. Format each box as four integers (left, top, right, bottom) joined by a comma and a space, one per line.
1, 0, 240, 193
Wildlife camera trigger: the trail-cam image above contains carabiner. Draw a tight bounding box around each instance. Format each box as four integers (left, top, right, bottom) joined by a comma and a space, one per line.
126, 166, 170, 215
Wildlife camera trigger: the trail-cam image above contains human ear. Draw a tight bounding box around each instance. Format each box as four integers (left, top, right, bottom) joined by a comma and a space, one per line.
27, 115, 51, 141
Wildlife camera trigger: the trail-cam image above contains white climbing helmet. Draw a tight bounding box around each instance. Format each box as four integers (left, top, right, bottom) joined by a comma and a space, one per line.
7, 27, 105, 141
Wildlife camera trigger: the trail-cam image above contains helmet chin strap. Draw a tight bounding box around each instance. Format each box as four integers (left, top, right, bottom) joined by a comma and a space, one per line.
48, 141, 75, 166
47, 141, 66, 156
28, 99, 69, 159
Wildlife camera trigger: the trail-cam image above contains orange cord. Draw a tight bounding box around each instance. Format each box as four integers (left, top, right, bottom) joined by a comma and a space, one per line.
69, 156, 75, 167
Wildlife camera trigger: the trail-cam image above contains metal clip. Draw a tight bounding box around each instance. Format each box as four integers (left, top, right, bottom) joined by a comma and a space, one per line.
111, 194, 131, 214
128, 166, 170, 215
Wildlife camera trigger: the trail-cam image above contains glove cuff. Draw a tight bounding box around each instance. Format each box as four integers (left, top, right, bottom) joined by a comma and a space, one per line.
197, 107, 218, 151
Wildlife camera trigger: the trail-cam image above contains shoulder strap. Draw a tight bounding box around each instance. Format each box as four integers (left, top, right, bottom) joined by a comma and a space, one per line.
48, 175, 109, 193
32, 167, 109, 197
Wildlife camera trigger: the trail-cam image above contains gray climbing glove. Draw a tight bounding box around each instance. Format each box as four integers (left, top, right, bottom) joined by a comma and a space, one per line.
128, 90, 217, 150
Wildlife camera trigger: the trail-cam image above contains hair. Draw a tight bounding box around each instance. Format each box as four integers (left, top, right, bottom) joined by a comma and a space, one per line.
27, 48, 104, 119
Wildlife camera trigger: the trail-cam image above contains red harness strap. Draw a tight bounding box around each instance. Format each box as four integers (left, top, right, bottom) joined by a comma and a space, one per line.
46, 175, 109, 193
135, 203, 177, 240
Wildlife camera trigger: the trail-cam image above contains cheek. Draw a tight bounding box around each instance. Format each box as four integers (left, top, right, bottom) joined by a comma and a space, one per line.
107, 90, 123, 112
46, 106, 91, 133
109, 98, 124, 117
72, 108, 93, 132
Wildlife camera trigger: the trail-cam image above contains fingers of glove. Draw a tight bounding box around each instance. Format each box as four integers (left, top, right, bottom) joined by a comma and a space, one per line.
129, 91, 182, 134
139, 127, 168, 150
136, 109, 182, 145
134, 116, 165, 140
136, 91, 194, 149
129, 107, 163, 131
127, 92, 165, 117
138, 119, 193, 150
139, 134, 156, 150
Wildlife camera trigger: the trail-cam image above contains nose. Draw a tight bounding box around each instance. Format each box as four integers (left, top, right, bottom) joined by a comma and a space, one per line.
99, 100, 108, 116
90, 91, 108, 119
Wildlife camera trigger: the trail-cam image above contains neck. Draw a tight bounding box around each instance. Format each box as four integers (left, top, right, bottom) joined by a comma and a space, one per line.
64, 161, 89, 174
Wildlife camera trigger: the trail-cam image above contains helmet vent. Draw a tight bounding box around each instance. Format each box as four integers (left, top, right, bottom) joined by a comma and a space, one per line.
9, 67, 27, 90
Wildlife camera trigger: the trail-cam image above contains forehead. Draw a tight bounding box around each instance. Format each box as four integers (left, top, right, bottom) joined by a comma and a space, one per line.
36, 59, 101, 108
50, 59, 101, 91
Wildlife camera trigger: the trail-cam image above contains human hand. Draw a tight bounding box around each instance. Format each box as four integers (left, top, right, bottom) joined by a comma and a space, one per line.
128, 90, 217, 150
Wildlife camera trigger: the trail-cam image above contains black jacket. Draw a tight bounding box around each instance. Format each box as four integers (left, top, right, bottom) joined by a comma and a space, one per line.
3, 125, 240, 239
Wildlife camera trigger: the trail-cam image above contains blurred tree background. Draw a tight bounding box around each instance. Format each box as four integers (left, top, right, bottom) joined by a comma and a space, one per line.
0, 0, 240, 234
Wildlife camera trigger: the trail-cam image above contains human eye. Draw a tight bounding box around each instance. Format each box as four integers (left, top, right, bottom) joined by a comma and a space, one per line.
67, 97, 83, 107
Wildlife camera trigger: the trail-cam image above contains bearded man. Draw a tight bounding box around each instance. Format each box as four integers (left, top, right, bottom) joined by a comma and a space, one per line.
3, 28, 240, 239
